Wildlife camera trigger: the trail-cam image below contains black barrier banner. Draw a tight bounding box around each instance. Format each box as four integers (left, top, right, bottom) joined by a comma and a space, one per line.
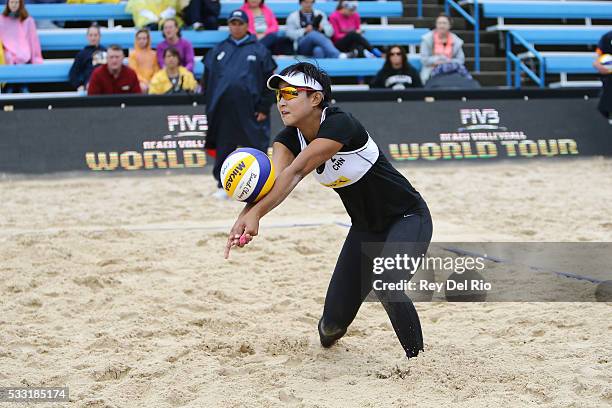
281, 99, 612, 162
0, 106, 207, 173
0, 98, 610, 173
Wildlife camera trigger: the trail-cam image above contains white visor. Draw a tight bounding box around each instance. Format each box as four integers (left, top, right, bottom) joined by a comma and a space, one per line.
267, 71, 323, 91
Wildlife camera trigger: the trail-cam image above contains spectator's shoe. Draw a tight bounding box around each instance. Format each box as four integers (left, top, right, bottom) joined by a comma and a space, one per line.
371, 48, 383, 57
363, 49, 376, 59
338, 52, 349, 59
193, 22, 204, 31
212, 188, 229, 200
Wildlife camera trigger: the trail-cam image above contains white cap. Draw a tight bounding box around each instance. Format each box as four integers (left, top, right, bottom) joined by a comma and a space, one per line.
267, 71, 323, 91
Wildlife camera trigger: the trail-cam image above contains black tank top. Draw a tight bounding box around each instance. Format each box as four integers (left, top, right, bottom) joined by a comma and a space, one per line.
274, 106, 426, 232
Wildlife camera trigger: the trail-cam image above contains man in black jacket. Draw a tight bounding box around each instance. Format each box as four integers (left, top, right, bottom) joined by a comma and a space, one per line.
68, 24, 107, 92
202, 10, 277, 199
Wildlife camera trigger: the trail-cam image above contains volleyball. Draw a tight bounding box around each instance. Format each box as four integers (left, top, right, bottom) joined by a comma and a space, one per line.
220, 148, 275, 202
599, 54, 612, 72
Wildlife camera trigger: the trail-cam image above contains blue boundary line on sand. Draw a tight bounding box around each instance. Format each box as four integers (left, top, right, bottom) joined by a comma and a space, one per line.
442, 246, 604, 285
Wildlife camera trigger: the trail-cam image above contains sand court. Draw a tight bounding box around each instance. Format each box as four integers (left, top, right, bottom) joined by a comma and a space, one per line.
1, 158, 611, 407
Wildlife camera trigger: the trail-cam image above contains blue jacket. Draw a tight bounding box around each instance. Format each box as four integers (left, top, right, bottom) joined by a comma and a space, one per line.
203, 34, 276, 118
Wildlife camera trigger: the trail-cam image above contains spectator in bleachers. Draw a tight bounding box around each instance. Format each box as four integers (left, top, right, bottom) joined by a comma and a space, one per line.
329, 0, 381, 58
593, 30, 612, 123
0, 0, 43, 92
126, 0, 184, 30
128, 28, 159, 93
156, 18, 195, 72
88, 44, 141, 95
69, 23, 107, 93
370, 45, 422, 89
148, 47, 197, 94
419, 13, 465, 84
240, 0, 291, 54
286, 0, 347, 59
183, 0, 219, 30
202, 9, 277, 199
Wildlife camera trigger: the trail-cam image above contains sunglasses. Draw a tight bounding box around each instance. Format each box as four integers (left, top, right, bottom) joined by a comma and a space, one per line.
275, 86, 317, 102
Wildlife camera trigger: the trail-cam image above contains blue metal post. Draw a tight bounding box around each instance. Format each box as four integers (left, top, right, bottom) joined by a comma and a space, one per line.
474, 0, 480, 72
418, 0, 423, 18
514, 63, 521, 89
505, 32, 512, 87
539, 60, 545, 88
444, 0, 450, 16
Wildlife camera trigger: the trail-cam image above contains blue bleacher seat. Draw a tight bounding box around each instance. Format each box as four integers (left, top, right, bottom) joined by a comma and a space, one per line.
543, 53, 598, 74
37, 28, 428, 51
0, 57, 422, 84
482, 1, 612, 20
505, 27, 609, 87
27, 1, 403, 22
508, 27, 610, 45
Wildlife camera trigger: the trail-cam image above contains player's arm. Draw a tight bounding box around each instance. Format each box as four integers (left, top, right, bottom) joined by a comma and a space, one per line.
593, 49, 609, 75
224, 138, 342, 258
251, 138, 342, 218
235, 142, 296, 218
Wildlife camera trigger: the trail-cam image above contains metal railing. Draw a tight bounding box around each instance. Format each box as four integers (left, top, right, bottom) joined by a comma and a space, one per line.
506, 31, 546, 88
444, 0, 480, 72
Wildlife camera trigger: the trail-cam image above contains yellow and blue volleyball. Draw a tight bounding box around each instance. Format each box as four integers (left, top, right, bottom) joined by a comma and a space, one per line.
599, 54, 612, 72
220, 148, 276, 202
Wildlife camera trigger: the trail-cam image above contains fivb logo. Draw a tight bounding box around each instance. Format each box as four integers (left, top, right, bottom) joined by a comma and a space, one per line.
459, 109, 506, 131
167, 115, 208, 133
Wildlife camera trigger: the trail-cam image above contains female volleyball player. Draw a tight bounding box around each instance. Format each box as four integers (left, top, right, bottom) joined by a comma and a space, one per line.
224, 62, 432, 359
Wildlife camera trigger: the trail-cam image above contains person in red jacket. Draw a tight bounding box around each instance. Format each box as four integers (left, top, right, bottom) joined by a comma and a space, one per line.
88, 45, 142, 95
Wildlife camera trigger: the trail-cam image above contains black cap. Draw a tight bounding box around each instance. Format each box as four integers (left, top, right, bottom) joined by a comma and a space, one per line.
228, 9, 249, 24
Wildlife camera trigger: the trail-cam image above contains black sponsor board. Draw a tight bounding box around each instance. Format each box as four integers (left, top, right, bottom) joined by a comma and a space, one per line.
283, 99, 612, 162
0, 98, 610, 174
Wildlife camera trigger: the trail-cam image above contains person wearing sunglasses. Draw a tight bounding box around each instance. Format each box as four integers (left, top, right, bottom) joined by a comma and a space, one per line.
370, 45, 422, 89
224, 62, 432, 360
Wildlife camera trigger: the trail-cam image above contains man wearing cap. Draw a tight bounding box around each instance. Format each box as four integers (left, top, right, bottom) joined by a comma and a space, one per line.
202, 9, 277, 199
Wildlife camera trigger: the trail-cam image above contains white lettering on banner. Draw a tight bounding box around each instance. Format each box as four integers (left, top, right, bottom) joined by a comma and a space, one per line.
460, 108, 500, 125
167, 115, 207, 132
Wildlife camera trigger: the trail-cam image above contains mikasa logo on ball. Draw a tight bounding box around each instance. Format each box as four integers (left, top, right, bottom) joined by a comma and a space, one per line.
224, 161, 247, 191
220, 148, 276, 203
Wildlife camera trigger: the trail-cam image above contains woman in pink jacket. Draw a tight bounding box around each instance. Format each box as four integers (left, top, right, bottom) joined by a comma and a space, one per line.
329, 0, 381, 58
240, 0, 292, 54
0, 0, 43, 92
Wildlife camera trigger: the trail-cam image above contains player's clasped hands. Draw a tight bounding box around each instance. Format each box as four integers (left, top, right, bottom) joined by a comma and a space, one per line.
224, 213, 260, 259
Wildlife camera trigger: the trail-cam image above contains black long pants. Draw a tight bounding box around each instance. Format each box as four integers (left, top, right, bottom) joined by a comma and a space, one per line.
334, 31, 374, 57
208, 104, 269, 188
321, 204, 433, 358
185, 0, 220, 29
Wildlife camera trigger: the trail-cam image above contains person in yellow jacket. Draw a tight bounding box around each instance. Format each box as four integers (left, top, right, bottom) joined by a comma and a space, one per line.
148, 47, 197, 94
0, 38, 5, 65
125, 0, 187, 30
128, 28, 159, 93
0, 38, 5, 90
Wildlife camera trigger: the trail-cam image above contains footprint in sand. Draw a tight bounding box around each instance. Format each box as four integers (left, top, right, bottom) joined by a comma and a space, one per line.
278, 389, 303, 404
91, 363, 131, 382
